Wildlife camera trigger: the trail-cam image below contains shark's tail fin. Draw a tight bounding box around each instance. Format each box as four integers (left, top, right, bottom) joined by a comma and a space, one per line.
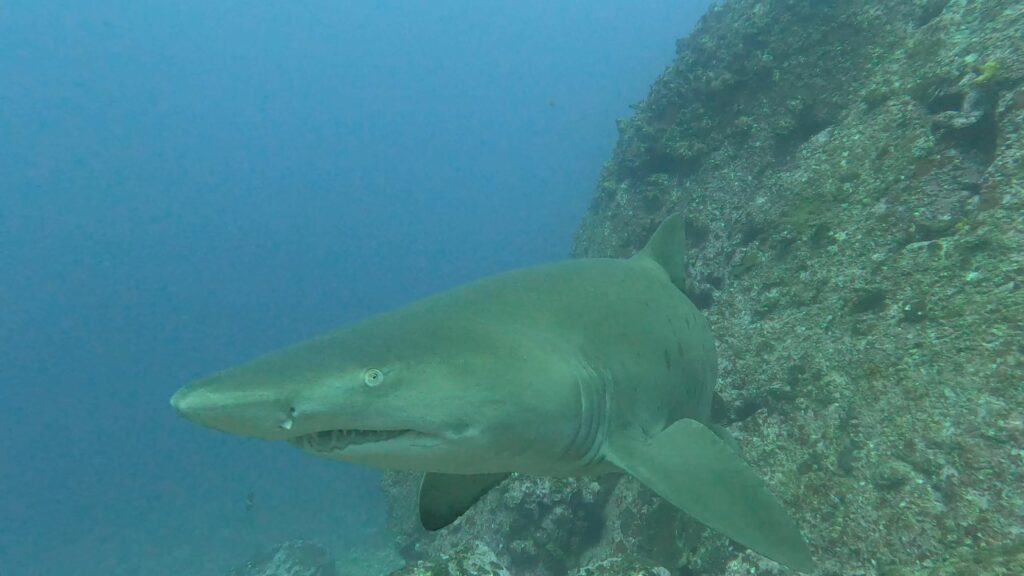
634, 213, 688, 291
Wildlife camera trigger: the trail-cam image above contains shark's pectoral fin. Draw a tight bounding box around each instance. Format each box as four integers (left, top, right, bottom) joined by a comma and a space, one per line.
419, 472, 510, 531
605, 419, 815, 573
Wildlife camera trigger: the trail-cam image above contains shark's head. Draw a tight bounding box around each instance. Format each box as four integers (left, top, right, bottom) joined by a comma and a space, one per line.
171, 306, 572, 473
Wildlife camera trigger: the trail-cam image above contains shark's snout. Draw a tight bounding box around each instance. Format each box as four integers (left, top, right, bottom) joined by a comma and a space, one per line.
170, 383, 295, 440
169, 386, 209, 423
170, 386, 224, 430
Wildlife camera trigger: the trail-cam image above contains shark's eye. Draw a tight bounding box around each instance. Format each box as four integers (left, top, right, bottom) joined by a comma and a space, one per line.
363, 368, 384, 387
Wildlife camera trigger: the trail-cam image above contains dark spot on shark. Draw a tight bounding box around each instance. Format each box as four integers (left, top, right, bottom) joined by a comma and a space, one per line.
684, 314, 693, 329
677, 341, 686, 359
664, 349, 672, 371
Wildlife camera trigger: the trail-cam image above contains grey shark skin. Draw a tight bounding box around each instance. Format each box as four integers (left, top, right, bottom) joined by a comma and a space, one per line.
171, 215, 815, 573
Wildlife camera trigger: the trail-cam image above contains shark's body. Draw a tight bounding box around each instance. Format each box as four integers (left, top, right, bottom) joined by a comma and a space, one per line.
171, 215, 814, 572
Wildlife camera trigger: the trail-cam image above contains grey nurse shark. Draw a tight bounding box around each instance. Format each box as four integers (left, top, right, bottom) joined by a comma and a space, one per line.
170, 215, 814, 572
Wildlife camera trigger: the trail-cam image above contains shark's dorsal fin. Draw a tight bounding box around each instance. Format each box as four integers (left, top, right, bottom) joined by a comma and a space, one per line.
633, 213, 688, 291
605, 419, 815, 573
419, 472, 510, 531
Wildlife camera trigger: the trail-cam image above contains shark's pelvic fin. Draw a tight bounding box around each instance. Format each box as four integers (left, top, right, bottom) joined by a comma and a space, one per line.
419, 472, 511, 531
605, 419, 815, 573
633, 213, 688, 291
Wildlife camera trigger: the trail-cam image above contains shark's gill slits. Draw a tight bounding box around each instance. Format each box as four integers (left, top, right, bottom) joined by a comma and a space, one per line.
291, 429, 411, 453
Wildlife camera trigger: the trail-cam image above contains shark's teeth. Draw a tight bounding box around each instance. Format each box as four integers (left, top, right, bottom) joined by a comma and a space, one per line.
292, 429, 409, 453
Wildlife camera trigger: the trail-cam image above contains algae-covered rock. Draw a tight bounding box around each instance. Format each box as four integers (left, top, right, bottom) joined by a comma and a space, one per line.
571, 556, 671, 576
387, 542, 511, 576
227, 540, 335, 576
573, 0, 1024, 574
383, 471, 611, 575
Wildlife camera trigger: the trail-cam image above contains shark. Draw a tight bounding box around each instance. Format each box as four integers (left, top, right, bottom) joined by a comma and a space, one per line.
170, 214, 814, 573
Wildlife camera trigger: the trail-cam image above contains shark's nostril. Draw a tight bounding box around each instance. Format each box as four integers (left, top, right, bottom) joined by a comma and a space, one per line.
279, 406, 297, 430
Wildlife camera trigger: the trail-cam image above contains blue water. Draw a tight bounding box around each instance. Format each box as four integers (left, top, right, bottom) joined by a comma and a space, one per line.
0, 2, 711, 574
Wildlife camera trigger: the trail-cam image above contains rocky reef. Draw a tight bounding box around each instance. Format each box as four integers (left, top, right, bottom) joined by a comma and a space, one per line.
383, 1, 1024, 574
228, 541, 336, 576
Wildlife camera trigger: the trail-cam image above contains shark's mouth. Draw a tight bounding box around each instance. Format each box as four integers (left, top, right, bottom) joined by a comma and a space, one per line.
291, 429, 412, 453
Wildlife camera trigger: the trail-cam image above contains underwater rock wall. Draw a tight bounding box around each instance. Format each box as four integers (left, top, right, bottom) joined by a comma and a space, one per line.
384, 1, 1024, 574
